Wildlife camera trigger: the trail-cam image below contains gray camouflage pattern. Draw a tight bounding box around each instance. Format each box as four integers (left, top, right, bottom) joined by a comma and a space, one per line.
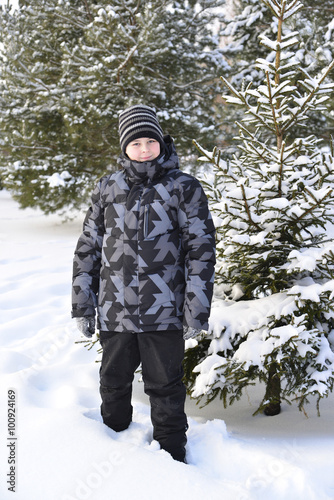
72, 138, 216, 333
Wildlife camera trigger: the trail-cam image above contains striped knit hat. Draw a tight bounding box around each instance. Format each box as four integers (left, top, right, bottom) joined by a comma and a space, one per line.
118, 104, 164, 154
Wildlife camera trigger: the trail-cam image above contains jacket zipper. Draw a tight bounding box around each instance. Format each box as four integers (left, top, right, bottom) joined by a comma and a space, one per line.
143, 205, 149, 239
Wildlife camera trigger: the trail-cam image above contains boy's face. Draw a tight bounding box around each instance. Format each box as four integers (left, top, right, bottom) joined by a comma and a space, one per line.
125, 137, 160, 162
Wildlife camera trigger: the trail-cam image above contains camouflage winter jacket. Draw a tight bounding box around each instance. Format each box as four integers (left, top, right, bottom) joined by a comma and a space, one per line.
72, 138, 216, 333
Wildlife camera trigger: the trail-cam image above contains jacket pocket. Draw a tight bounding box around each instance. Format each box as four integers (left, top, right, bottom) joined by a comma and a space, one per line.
143, 201, 177, 239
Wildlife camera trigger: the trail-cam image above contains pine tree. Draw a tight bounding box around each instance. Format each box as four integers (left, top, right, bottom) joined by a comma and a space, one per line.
0, 0, 227, 213
0, 0, 90, 212
219, 0, 334, 147
184, 0, 334, 416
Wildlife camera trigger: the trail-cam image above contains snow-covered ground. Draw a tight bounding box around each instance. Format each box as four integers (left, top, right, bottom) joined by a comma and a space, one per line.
1, 189, 334, 500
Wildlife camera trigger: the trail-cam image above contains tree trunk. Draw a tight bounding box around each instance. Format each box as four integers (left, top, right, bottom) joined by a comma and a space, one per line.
264, 362, 281, 416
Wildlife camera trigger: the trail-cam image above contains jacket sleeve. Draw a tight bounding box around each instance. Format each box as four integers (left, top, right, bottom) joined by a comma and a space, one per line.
72, 180, 105, 318
178, 176, 216, 331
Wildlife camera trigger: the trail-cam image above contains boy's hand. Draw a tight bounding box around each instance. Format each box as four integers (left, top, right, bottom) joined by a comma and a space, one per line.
76, 316, 96, 338
183, 326, 202, 340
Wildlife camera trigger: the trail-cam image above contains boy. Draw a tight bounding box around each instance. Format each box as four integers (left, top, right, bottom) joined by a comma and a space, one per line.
72, 104, 215, 463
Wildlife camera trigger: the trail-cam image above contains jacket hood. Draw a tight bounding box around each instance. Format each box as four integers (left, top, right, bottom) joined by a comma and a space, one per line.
117, 135, 179, 184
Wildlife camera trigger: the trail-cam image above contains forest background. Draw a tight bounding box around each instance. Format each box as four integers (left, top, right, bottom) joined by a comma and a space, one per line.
1, 0, 333, 213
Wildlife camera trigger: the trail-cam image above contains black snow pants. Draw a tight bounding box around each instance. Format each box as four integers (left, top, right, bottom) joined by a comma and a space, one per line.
99, 330, 188, 462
